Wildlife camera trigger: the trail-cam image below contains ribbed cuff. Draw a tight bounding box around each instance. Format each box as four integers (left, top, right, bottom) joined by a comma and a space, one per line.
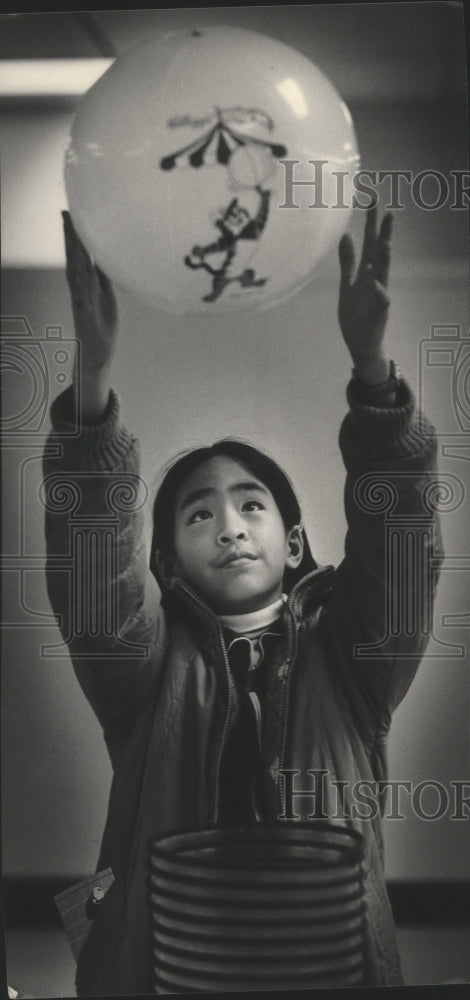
340, 376, 437, 463
48, 386, 137, 470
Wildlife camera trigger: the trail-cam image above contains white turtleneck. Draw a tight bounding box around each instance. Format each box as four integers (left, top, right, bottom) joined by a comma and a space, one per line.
217, 594, 286, 635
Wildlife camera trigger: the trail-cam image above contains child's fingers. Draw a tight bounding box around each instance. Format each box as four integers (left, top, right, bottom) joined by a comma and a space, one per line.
62, 209, 83, 256
96, 265, 118, 326
379, 211, 393, 243
62, 212, 96, 301
374, 239, 392, 289
62, 211, 92, 270
359, 205, 378, 271
62, 210, 80, 268
338, 233, 355, 291
372, 279, 390, 309
96, 265, 114, 298
374, 213, 393, 288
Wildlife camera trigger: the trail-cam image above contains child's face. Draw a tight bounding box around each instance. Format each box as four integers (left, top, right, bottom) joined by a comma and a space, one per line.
171, 456, 302, 614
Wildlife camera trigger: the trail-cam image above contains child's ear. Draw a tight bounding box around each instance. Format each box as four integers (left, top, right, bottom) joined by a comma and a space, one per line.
155, 550, 178, 586
285, 525, 304, 569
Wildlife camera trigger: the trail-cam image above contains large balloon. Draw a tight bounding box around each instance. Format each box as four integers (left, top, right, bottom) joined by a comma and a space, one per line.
64, 25, 359, 314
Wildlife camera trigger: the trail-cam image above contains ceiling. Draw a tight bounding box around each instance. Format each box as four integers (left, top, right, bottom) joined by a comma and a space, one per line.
0, 3, 468, 104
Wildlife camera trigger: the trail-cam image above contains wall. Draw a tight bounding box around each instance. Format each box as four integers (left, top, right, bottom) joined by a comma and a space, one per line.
1, 17, 469, 882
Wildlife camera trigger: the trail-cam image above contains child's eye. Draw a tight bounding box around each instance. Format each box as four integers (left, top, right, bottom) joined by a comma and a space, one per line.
242, 500, 264, 512
188, 509, 212, 524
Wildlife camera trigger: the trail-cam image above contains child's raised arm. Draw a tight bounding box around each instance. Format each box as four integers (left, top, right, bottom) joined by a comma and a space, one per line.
322, 208, 443, 758
42, 215, 167, 762
338, 207, 393, 387
62, 210, 118, 424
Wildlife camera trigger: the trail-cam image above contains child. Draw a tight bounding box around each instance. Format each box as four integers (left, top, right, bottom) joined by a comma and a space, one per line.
43, 208, 442, 994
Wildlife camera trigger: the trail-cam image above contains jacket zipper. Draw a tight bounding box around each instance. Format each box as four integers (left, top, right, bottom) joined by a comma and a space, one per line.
276, 605, 298, 815
172, 580, 233, 825
212, 637, 233, 824
173, 565, 333, 824
276, 566, 332, 815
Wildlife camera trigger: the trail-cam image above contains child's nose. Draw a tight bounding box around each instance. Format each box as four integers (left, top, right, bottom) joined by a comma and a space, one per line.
218, 528, 248, 545
217, 513, 248, 545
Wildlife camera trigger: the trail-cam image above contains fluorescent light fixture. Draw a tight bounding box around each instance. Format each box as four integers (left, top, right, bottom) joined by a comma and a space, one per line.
0, 59, 113, 98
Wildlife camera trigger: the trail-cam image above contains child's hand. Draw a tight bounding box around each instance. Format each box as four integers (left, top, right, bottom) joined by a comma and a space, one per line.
62, 211, 118, 373
338, 207, 393, 380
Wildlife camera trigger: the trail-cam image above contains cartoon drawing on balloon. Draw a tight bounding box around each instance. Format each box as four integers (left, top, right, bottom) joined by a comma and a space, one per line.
160, 106, 287, 302
160, 107, 287, 170
184, 186, 271, 303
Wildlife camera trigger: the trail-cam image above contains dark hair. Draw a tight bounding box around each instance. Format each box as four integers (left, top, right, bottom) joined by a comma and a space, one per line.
149, 439, 316, 596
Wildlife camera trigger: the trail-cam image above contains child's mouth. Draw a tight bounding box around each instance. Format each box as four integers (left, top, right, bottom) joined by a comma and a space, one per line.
219, 552, 258, 568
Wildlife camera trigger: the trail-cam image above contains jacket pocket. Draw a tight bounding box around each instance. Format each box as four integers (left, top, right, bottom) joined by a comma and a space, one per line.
75, 877, 126, 997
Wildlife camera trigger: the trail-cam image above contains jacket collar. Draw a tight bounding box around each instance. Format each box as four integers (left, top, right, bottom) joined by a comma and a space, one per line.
286, 563, 335, 622
166, 563, 335, 652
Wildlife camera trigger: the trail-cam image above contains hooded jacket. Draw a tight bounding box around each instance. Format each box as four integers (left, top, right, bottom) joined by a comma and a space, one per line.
43, 378, 443, 995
